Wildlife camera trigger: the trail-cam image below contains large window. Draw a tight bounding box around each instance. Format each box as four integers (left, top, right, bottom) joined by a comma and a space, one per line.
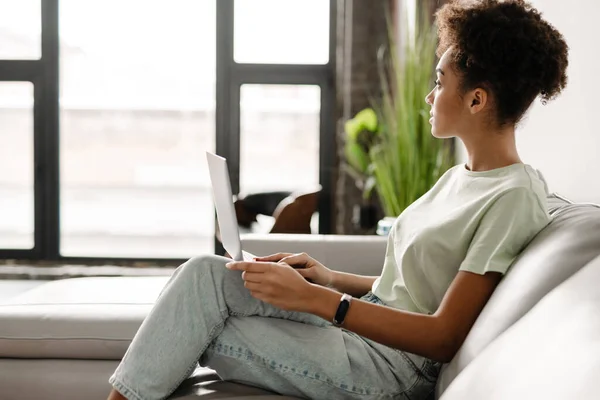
234, 0, 329, 64
239, 85, 321, 194
0, 0, 41, 60
0, 82, 34, 249
59, 0, 216, 258
0, 0, 335, 262
239, 84, 322, 234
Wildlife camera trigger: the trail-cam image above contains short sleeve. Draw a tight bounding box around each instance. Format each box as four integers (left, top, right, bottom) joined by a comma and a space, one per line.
382, 218, 398, 264
459, 188, 550, 275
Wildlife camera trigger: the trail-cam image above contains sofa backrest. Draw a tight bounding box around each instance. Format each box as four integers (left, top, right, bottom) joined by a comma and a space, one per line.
439, 254, 600, 400
241, 234, 388, 275
436, 196, 600, 396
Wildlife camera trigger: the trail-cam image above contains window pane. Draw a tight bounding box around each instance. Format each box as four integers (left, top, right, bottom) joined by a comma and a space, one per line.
0, 0, 41, 59
240, 85, 320, 232
0, 82, 34, 249
234, 0, 329, 64
59, 0, 216, 258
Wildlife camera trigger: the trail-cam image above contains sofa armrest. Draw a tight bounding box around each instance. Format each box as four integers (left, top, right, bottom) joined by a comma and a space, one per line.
240, 234, 387, 276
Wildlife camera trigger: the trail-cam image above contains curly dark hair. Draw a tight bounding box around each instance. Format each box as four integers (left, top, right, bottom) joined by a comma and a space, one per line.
435, 0, 569, 126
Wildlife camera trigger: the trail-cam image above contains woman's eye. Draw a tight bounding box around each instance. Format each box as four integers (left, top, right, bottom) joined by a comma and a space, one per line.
434, 80, 441, 88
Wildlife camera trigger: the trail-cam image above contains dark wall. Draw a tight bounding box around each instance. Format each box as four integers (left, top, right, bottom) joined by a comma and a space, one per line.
334, 0, 393, 234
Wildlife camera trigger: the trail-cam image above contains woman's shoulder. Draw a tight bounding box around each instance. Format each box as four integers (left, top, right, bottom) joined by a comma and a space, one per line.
451, 163, 551, 223
482, 184, 551, 232
499, 164, 549, 213
459, 163, 548, 206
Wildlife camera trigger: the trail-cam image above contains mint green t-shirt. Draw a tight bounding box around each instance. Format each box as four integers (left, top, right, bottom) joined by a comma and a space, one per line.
371, 163, 551, 315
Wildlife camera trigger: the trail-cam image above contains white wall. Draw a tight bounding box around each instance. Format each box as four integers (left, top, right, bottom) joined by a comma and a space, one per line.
457, 0, 600, 203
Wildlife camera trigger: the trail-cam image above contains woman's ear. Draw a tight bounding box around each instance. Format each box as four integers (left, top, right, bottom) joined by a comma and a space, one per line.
467, 88, 488, 114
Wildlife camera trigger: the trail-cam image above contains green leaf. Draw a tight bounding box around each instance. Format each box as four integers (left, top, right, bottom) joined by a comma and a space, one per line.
356, 108, 378, 132
344, 119, 362, 142
347, 0, 455, 217
363, 175, 377, 200
345, 141, 370, 174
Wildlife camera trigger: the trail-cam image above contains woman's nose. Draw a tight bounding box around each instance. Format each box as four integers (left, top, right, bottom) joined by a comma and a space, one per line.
425, 89, 434, 105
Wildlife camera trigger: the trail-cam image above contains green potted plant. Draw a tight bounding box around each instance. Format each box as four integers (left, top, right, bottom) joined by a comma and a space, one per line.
344, 5, 453, 232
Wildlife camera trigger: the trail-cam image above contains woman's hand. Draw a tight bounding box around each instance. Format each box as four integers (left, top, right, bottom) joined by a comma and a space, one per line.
254, 252, 334, 288
226, 260, 316, 312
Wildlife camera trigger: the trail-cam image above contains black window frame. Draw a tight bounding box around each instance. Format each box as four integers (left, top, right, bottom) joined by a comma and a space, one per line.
0, 0, 336, 265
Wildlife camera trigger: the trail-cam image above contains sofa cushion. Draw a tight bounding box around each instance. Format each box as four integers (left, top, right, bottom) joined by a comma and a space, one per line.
436, 202, 600, 396
439, 254, 600, 400
0, 276, 169, 359
0, 359, 294, 400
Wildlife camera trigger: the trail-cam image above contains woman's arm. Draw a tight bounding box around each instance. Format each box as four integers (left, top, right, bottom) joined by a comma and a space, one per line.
254, 252, 378, 298
308, 270, 502, 363
329, 271, 378, 298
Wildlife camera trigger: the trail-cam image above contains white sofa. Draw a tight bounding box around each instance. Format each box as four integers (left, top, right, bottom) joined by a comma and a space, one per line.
0, 194, 599, 400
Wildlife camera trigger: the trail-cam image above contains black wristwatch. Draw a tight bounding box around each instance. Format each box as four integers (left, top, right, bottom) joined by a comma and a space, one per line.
332, 293, 352, 327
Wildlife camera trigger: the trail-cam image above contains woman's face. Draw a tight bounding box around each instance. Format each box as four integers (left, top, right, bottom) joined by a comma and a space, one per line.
425, 49, 468, 139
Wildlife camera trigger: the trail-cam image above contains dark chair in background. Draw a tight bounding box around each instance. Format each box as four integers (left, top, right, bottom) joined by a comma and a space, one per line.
234, 186, 321, 234
234, 191, 291, 228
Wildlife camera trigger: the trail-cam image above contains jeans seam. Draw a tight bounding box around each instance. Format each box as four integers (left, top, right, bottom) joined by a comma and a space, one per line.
392, 373, 423, 398
208, 342, 387, 397
109, 376, 144, 400
397, 351, 422, 375
230, 310, 252, 317
421, 360, 440, 383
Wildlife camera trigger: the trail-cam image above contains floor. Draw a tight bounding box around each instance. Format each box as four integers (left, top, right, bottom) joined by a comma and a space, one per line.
0, 280, 47, 303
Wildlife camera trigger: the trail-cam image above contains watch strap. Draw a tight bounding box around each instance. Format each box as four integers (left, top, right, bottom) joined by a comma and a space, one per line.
333, 293, 352, 327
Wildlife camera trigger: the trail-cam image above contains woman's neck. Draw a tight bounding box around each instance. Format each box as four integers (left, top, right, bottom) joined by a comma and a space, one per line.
460, 125, 522, 172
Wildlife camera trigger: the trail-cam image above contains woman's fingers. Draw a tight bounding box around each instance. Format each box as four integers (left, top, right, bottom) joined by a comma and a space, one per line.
254, 252, 292, 262
279, 253, 308, 267
226, 261, 270, 272
241, 271, 263, 282
244, 281, 262, 291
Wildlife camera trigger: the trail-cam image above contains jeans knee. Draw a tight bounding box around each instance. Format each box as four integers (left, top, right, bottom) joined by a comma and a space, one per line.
188, 254, 220, 267
177, 254, 228, 280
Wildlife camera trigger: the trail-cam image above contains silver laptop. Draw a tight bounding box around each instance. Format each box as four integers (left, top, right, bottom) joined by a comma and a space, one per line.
206, 152, 255, 262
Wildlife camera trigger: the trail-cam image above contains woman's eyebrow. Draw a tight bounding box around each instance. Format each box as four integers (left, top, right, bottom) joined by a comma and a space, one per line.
436, 68, 445, 75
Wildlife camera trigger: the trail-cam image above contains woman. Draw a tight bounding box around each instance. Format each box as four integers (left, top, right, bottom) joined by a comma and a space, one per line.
108, 1, 568, 399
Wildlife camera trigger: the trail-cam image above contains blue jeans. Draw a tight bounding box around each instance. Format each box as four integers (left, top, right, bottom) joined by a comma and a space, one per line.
109, 255, 441, 399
